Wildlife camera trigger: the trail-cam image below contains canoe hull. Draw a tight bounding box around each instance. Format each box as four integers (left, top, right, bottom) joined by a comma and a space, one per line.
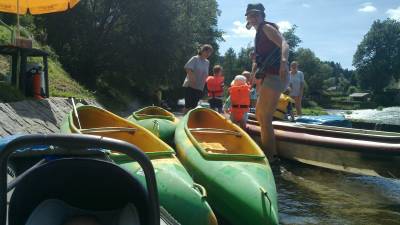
175, 108, 279, 225
113, 155, 217, 225
247, 123, 400, 178
60, 105, 217, 225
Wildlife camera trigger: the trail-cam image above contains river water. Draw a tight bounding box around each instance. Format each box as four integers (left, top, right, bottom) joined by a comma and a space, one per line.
327, 107, 400, 126
275, 160, 400, 225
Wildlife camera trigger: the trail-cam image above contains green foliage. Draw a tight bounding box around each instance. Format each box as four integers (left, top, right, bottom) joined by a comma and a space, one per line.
302, 107, 328, 116
0, 25, 12, 45
222, 48, 238, 83
353, 19, 400, 94
0, 23, 92, 101
33, 0, 222, 107
220, 46, 254, 85
294, 48, 332, 94
0, 83, 25, 102
282, 25, 301, 62
347, 85, 359, 95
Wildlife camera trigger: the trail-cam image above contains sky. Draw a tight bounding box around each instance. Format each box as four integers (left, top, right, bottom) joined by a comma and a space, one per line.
217, 0, 400, 69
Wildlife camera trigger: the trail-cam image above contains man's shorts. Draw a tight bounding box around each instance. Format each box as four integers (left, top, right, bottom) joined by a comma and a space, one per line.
184, 87, 203, 109
262, 73, 289, 92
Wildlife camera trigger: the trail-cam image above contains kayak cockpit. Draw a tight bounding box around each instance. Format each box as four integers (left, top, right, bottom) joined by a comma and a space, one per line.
186, 108, 265, 159
133, 106, 176, 121
69, 105, 174, 156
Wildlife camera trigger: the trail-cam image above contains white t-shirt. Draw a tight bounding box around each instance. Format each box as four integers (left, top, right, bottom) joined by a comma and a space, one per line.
182, 55, 210, 91
289, 71, 304, 97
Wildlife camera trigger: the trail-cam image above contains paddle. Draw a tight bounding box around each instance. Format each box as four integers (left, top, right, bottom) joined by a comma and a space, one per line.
71, 98, 82, 129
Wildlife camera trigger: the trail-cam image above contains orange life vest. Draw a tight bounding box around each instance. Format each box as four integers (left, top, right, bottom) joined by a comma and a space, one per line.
206, 76, 224, 97
229, 85, 250, 122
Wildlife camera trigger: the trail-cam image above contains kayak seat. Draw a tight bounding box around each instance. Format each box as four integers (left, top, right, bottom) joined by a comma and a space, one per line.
25, 199, 140, 225
9, 158, 149, 225
200, 142, 228, 154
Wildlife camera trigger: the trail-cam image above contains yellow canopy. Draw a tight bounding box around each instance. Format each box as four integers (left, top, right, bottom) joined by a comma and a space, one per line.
0, 0, 80, 15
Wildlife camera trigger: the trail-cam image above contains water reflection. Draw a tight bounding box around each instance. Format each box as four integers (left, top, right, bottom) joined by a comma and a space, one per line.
274, 160, 400, 225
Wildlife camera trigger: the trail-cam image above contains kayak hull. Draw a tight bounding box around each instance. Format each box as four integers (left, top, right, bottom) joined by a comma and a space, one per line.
60, 105, 217, 225
175, 108, 279, 225
128, 106, 178, 143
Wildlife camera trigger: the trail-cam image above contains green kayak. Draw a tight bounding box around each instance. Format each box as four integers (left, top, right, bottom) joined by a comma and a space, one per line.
174, 108, 279, 225
60, 104, 217, 225
127, 106, 178, 144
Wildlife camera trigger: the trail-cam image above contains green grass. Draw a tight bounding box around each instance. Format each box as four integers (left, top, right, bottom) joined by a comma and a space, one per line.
0, 24, 94, 102
47, 59, 94, 99
302, 107, 328, 116
0, 82, 25, 102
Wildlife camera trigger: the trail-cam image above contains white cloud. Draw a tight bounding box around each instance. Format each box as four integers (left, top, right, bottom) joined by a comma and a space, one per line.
302, 3, 310, 8
231, 21, 256, 38
277, 21, 292, 33
358, 2, 377, 12
387, 6, 400, 21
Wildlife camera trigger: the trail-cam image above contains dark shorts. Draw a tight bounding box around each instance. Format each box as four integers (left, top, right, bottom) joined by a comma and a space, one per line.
185, 87, 203, 109
208, 98, 223, 111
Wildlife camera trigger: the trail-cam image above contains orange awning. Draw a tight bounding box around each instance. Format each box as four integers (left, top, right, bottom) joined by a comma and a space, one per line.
0, 0, 80, 15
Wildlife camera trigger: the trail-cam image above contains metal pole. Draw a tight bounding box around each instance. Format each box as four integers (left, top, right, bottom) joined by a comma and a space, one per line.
16, 0, 20, 39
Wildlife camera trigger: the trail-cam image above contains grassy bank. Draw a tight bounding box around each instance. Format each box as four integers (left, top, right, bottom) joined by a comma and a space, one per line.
0, 25, 93, 102
302, 107, 328, 116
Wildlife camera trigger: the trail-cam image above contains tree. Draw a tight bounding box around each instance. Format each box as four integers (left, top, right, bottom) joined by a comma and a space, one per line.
294, 48, 332, 95
222, 48, 238, 83
353, 19, 400, 94
34, 0, 222, 105
282, 25, 301, 62
236, 46, 254, 73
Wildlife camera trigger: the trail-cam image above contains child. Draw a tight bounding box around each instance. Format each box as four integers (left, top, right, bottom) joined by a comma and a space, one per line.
283, 87, 294, 122
224, 75, 250, 128
241, 71, 258, 113
206, 65, 224, 113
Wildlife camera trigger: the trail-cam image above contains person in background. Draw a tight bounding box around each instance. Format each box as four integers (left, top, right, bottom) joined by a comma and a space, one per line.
289, 61, 304, 116
283, 88, 295, 121
224, 75, 250, 129
206, 65, 225, 113
182, 44, 214, 113
242, 70, 258, 111
246, 3, 289, 160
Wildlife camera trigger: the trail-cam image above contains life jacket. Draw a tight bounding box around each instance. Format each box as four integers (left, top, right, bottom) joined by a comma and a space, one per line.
273, 94, 295, 120
229, 85, 250, 122
206, 76, 224, 97
255, 21, 281, 75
